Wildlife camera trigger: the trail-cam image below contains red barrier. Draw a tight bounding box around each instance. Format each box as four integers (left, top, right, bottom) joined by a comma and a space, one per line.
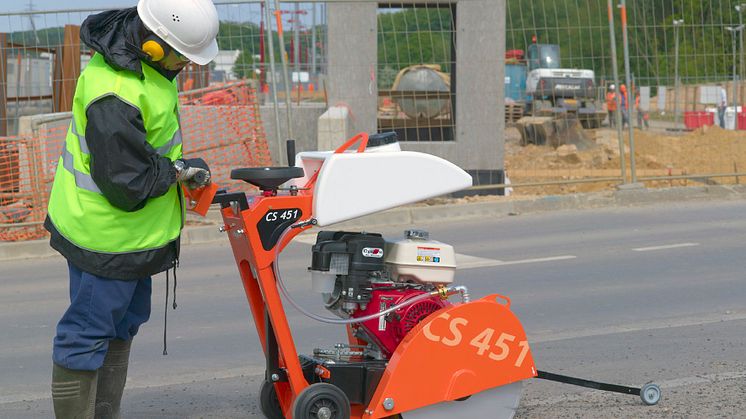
738, 112, 746, 130
684, 111, 714, 130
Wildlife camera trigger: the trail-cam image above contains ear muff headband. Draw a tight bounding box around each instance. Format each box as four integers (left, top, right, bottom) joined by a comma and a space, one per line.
141, 36, 171, 62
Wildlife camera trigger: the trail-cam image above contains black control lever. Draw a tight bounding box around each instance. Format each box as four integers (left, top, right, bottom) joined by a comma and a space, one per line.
212, 188, 249, 211
287, 139, 296, 167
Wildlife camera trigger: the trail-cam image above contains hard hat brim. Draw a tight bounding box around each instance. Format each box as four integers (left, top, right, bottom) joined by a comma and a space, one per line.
180, 38, 219, 66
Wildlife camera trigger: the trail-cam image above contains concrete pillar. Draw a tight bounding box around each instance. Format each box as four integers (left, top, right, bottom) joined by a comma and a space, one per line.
326, 3, 378, 136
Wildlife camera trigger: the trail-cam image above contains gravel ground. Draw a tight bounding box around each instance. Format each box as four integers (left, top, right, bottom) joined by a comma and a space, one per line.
517, 376, 746, 418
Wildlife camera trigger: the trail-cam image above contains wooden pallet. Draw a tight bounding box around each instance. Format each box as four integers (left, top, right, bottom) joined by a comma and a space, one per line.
505, 103, 525, 125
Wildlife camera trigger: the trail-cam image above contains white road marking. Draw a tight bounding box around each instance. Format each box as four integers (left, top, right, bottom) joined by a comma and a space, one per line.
455, 254, 502, 269
632, 242, 700, 252
494, 255, 577, 266
456, 254, 576, 269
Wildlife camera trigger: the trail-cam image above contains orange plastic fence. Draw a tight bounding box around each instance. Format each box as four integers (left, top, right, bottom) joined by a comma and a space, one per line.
0, 80, 269, 242
180, 81, 272, 193
0, 125, 64, 241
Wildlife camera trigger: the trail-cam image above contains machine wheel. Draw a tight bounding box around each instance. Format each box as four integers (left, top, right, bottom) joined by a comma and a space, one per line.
260, 380, 284, 419
640, 382, 661, 406
292, 383, 351, 419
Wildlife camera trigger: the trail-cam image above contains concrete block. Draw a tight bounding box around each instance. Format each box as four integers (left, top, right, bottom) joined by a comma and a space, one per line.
16, 113, 71, 197
317, 106, 352, 151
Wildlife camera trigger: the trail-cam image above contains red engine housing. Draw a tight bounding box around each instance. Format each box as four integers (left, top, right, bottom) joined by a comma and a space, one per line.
352, 285, 450, 357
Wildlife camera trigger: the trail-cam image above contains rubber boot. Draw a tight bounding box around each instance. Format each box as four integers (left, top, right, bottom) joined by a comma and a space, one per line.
95, 339, 132, 419
51, 364, 98, 419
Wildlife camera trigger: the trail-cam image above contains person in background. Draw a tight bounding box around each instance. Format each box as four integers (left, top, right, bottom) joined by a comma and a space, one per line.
718, 83, 727, 128
619, 84, 629, 129
606, 84, 617, 128
635, 89, 649, 130
46, 0, 219, 417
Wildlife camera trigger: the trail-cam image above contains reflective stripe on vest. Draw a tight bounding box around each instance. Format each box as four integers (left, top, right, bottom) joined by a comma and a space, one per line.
156, 129, 182, 155
71, 116, 89, 154
70, 115, 182, 160
60, 146, 101, 194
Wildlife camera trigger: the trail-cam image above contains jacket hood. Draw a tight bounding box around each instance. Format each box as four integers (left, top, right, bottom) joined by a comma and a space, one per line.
80, 8, 150, 77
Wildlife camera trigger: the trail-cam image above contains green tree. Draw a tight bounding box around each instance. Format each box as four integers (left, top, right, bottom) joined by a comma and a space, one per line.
233, 50, 256, 79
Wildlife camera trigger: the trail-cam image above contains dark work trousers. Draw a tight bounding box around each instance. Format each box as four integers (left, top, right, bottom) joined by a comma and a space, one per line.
53, 262, 152, 371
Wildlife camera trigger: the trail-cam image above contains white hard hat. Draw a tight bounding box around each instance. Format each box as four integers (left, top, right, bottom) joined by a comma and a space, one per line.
609, 84, 616, 90
137, 0, 219, 65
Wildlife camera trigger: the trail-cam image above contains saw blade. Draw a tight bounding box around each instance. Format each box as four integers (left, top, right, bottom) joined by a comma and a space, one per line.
400, 381, 522, 419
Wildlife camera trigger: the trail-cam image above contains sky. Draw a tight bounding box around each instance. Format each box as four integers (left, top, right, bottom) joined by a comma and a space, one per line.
2, 1, 133, 13
1, 1, 322, 33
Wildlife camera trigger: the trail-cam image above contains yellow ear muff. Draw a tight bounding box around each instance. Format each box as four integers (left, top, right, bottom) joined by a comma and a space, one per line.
142, 39, 165, 62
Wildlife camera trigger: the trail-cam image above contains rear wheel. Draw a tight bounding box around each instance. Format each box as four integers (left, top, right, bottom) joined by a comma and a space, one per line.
259, 379, 284, 419
292, 383, 350, 419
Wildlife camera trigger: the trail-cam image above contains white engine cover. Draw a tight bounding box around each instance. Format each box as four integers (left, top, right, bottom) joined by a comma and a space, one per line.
385, 237, 457, 284
303, 151, 471, 226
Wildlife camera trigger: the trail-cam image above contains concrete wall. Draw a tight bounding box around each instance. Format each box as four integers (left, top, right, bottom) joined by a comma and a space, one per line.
325, 0, 506, 179
260, 103, 327, 164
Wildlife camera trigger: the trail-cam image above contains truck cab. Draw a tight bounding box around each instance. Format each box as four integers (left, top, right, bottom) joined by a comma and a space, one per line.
522, 43, 604, 128
525, 44, 596, 101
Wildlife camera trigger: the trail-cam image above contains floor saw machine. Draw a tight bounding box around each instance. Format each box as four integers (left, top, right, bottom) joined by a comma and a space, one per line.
185, 132, 661, 418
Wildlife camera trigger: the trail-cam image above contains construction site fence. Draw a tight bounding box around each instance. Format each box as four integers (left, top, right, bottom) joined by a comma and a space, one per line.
0, 80, 270, 241
3, 1, 746, 242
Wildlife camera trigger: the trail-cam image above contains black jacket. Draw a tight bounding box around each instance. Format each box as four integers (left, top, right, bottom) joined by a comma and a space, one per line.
45, 8, 183, 280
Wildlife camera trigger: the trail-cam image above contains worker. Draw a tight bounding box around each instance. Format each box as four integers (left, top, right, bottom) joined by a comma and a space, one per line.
45, 0, 219, 417
619, 84, 629, 129
606, 84, 617, 128
718, 83, 727, 128
635, 89, 649, 130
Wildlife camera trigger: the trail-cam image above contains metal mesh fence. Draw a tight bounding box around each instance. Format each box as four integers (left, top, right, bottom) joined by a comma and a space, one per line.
376, 4, 456, 142
3, 1, 746, 241
0, 4, 273, 241
503, 0, 746, 194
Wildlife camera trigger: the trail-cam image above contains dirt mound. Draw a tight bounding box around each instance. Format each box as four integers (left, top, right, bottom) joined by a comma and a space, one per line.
504, 126, 746, 195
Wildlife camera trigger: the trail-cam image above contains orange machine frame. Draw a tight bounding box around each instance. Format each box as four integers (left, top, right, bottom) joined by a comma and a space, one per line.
185, 134, 537, 418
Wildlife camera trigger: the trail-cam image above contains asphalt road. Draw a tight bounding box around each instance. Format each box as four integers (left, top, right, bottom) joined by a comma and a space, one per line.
1, 199, 745, 418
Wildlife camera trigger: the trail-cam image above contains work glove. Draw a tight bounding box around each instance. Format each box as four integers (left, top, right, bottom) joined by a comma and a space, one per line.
174, 158, 211, 189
